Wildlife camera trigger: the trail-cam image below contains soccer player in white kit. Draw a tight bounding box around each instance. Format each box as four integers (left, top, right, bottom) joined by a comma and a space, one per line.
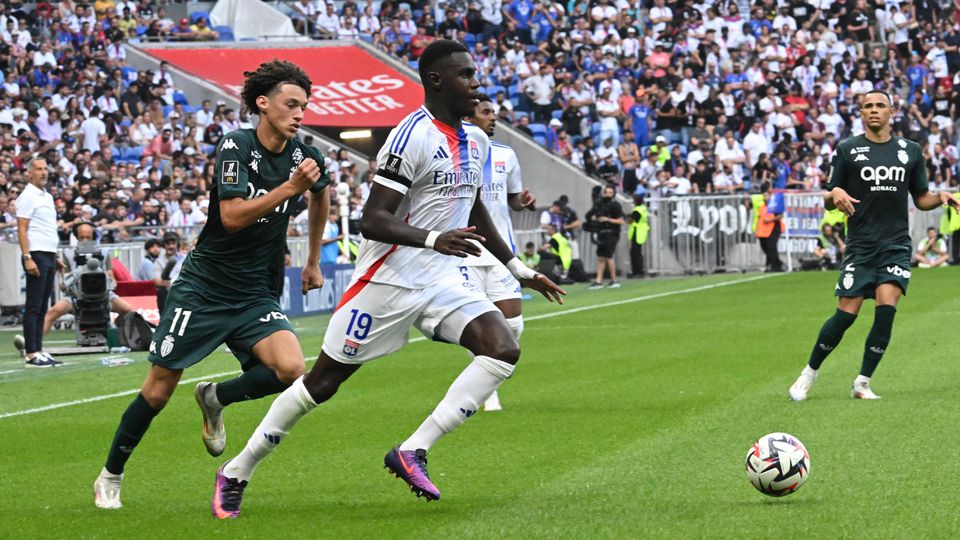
211, 40, 565, 518
461, 95, 538, 411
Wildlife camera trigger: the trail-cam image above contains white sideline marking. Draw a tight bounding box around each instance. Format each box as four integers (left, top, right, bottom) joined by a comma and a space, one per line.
0, 274, 775, 420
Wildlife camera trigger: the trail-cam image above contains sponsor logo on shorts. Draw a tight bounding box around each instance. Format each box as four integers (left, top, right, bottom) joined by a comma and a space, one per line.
343, 339, 360, 357
161, 335, 175, 357
886, 265, 910, 278
259, 311, 289, 323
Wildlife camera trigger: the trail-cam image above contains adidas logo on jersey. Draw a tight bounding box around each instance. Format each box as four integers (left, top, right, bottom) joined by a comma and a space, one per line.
434, 146, 449, 159
854, 154, 869, 162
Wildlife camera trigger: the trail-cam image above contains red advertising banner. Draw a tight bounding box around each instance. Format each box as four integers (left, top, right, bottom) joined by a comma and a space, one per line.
144, 46, 422, 128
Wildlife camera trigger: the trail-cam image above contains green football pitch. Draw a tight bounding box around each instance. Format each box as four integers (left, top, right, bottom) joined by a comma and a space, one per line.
2, 269, 959, 538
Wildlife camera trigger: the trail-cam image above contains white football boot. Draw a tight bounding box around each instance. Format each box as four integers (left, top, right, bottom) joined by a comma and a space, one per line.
789, 368, 818, 401
94, 468, 123, 509
194, 382, 226, 456
851, 380, 881, 400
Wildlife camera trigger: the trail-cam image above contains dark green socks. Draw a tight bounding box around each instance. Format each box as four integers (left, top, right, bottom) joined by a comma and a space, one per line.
861, 305, 897, 378
808, 309, 858, 370
104, 393, 160, 475
215, 363, 289, 407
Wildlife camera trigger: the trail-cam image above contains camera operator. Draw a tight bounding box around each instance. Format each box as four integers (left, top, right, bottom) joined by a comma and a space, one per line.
43, 222, 134, 336
585, 185, 625, 289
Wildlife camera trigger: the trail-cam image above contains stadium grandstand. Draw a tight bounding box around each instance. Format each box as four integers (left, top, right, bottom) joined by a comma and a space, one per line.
1, 0, 959, 328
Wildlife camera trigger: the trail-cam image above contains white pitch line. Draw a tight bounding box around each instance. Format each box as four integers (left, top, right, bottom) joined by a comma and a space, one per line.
0, 274, 776, 420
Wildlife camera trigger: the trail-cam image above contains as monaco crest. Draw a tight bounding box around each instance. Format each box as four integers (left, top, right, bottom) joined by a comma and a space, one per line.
842, 273, 854, 290
897, 150, 908, 164
161, 335, 175, 357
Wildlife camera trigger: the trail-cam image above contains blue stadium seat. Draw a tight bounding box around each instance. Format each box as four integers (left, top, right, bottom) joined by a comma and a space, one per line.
121, 66, 138, 81
514, 111, 528, 120
123, 146, 144, 161
182, 105, 197, 113
190, 11, 209, 23
239, 37, 256, 42
215, 26, 234, 41
532, 134, 548, 147
487, 84, 506, 97
508, 84, 519, 97
359, 34, 373, 43
551, 109, 563, 121
527, 123, 547, 138
172, 91, 188, 105
412, 9, 423, 19
135, 25, 147, 36
408, 60, 419, 70
119, 118, 132, 128
509, 96, 519, 109
162, 105, 173, 116
464, 33, 476, 49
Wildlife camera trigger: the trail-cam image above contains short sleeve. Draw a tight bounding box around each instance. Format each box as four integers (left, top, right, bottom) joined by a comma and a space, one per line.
825, 146, 848, 191
374, 116, 426, 194
303, 144, 331, 193
215, 132, 250, 199
908, 143, 929, 198
15, 192, 35, 219
506, 148, 523, 194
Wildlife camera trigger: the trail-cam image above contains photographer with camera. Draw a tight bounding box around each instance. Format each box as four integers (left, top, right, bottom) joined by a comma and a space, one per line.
42, 222, 134, 336
585, 185, 625, 289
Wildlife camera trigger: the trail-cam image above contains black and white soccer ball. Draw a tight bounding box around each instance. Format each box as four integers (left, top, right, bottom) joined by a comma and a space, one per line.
745, 432, 811, 497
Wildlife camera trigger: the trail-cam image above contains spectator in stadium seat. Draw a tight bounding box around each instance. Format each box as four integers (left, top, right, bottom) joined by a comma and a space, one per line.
291, 0, 319, 36
190, 17, 219, 41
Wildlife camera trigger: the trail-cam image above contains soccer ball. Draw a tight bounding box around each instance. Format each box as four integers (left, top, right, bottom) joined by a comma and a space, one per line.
745, 432, 811, 497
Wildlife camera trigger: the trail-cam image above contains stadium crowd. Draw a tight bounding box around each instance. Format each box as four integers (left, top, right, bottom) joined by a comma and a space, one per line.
3, 0, 960, 250
320, 0, 960, 196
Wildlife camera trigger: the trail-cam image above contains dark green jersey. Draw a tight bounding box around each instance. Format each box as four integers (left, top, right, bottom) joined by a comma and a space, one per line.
179, 128, 330, 302
826, 134, 928, 253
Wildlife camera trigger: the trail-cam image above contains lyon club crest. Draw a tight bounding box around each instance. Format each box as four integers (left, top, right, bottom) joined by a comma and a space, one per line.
469, 140, 480, 160
495, 161, 506, 173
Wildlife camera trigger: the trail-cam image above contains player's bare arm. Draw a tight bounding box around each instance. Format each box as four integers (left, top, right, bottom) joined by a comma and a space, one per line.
360, 182, 485, 257
302, 186, 329, 293
913, 190, 960, 211
468, 196, 566, 303
508, 188, 537, 211
220, 158, 322, 233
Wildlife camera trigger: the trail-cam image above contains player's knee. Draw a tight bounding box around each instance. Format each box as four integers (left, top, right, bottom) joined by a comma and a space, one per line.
273, 361, 304, 385
487, 335, 521, 365
141, 385, 173, 410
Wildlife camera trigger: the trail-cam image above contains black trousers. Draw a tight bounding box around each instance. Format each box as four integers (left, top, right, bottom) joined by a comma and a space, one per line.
759, 227, 783, 271
630, 242, 645, 276
952, 230, 960, 264
23, 251, 57, 354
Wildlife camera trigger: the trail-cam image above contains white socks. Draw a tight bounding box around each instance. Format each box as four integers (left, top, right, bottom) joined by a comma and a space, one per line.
802, 366, 817, 377
400, 355, 515, 451
223, 376, 317, 482
854, 375, 871, 386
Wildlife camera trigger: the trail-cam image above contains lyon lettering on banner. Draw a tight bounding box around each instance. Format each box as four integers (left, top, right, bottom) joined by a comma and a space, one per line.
144, 46, 422, 128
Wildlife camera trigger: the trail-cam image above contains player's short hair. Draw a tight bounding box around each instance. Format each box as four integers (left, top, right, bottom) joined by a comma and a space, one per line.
418, 39, 469, 84
862, 89, 893, 106
241, 60, 312, 116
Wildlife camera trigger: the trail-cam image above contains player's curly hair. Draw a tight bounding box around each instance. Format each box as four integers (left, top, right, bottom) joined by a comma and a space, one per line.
241, 60, 312, 115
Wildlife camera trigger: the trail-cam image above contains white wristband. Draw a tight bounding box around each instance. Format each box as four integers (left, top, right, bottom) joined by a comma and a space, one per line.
506, 257, 537, 280
424, 230, 441, 250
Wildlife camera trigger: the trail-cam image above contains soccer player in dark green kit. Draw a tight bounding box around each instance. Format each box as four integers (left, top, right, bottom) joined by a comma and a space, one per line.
93, 60, 331, 509
789, 90, 960, 402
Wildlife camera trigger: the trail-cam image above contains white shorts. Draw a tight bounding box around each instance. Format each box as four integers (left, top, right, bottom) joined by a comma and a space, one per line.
458, 264, 522, 303
322, 270, 498, 364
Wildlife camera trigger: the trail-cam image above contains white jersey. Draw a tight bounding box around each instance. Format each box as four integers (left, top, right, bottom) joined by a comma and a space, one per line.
354, 106, 490, 289
463, 141, 523, 267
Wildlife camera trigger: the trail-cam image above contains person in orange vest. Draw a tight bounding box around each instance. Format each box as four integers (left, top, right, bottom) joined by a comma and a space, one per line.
755, 182, 785, 272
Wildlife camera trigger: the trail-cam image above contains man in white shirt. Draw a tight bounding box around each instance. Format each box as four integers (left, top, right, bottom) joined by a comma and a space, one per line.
596, 86, 621, 145
16, 158, 63, 368
648, 0, 672, 34
80, 107, 107, 153
742, 122, 771, 168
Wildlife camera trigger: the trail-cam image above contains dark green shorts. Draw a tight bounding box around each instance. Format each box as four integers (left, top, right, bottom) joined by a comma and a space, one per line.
834, 248, 912, 299
147, 282, 294, 371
